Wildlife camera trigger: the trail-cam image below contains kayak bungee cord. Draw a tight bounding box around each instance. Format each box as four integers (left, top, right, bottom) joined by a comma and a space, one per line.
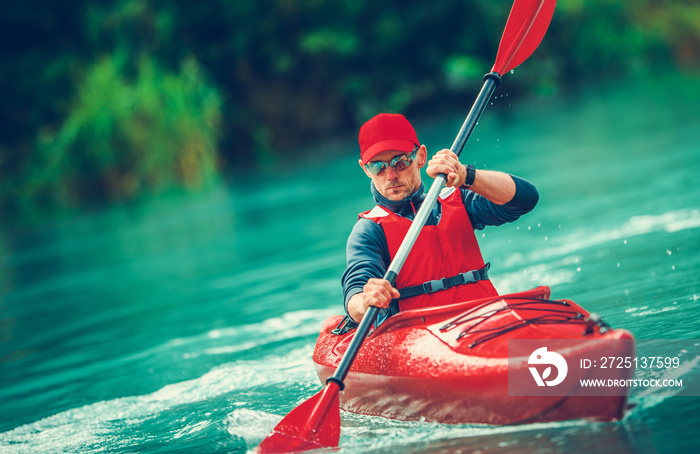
461, 312, 588, 347
439, 296, 573, 330
437, 296, 611, 347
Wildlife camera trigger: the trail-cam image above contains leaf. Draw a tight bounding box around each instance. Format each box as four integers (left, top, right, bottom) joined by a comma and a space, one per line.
542, 367, 552, 380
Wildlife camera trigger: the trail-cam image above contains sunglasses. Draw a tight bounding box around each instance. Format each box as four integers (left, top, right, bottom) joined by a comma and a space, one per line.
364, 146, 419, 176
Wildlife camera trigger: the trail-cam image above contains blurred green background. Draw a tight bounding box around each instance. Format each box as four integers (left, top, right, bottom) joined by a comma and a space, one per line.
1, 0, 699, 222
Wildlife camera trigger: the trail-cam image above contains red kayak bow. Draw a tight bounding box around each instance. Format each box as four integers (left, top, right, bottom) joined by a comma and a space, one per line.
256, 1, 557, 452
313, 287, 634, 425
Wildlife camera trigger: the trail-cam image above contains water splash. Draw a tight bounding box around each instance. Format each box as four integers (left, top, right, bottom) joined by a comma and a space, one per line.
225, 408, 282, 451
527, 209, 700, 262
0, 309, 330, 454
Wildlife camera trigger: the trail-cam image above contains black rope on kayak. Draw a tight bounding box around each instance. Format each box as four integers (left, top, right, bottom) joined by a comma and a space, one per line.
332, 315, 359, 335
458, 312, 584, 338
463, 306, 584, 340
462, 313, 588, 348
436, 297, 589, 348
448, 303, 583, 339
439, 297, 574, 331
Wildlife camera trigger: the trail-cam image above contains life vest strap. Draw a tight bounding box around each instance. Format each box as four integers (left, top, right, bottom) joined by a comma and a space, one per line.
398, 263, 491, 300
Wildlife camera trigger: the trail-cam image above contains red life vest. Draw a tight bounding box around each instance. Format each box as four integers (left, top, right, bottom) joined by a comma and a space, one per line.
359, 187, 499, 311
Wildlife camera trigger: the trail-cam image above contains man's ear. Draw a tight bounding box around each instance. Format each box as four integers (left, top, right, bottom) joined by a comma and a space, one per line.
417, 145, 428, 168
359, 159, 372, 178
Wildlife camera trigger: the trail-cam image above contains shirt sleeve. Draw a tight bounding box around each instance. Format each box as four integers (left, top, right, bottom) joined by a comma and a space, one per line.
341, 218, 390, 314
465, 174, 539, 230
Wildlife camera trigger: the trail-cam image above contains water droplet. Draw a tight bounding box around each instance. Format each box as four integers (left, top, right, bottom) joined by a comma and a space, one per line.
617, 263, 621, 268
624, 240, 628, 245
576, 267, 581, 272
510, 69, 515, 74
671, 265, 676, 270
666, 249, 672, 255
544, 236, 548, 241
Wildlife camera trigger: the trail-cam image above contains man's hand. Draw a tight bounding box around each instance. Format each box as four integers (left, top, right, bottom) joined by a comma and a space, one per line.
427, 149, 517, 204
347, 278, 400, 322
426, 149, 466, 187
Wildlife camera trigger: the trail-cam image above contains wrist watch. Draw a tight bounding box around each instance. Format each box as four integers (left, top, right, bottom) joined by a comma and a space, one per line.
460, 164, 476, 189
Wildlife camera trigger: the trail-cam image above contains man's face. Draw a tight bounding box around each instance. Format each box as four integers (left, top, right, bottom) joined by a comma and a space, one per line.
359, 146, 427, 201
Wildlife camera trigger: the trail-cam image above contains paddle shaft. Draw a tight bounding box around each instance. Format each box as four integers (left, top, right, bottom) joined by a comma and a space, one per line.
328, 71, 503, 386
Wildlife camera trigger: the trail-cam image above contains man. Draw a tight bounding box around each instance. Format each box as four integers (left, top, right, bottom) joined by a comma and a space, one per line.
342, 113, 539, 325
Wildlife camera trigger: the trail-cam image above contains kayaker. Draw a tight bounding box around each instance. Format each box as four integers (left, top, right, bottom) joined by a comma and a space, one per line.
342, 113, 539, 325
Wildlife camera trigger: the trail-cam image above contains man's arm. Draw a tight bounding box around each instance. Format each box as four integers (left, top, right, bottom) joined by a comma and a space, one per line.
426, 149, 538, 228
467, 168, 516, 205
341, 219, 399, 322
465, 175, 539, 228
427, 149, 515, 203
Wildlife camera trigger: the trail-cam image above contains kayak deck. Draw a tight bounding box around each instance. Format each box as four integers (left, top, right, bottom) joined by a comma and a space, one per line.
313, 287, 634, 425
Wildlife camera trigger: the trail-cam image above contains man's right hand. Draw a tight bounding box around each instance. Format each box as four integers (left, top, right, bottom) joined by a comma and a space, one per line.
347, 278, 400, 322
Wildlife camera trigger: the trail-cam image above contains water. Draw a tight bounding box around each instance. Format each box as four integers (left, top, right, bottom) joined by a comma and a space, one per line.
1, 73, 699, 453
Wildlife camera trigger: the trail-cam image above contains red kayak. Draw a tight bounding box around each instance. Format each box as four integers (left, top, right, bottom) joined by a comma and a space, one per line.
313, 287, 635, 425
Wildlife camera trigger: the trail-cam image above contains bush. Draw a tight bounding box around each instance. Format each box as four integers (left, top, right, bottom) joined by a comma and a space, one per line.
25, 54, 222, 211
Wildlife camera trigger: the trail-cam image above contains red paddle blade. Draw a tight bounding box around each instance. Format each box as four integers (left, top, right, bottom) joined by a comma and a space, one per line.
492, 0, 557, 75
256, 383, 341, 453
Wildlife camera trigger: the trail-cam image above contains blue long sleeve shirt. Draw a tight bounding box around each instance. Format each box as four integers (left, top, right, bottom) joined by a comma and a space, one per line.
341, 175, 539, 315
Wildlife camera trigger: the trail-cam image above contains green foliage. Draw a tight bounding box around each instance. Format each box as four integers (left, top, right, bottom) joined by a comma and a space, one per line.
300, 29, 360, 56
444, 55, 488, 90
1, 0, 700, 222
23, 55, 221, 213
634, 1, 700, 68
551, 0, 700, 75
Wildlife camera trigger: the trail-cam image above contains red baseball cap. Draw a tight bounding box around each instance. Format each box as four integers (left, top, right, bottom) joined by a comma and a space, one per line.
358, 113, 419, 164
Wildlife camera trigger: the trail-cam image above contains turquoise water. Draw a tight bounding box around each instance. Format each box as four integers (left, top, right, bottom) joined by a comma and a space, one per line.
1, 73, 699, 453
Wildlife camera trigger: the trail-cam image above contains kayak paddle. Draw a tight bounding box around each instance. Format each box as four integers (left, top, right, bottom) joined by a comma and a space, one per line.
256, 0, 557, 451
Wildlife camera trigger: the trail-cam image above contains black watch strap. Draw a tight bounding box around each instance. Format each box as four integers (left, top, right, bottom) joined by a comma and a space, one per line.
460, 164, 476, 189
